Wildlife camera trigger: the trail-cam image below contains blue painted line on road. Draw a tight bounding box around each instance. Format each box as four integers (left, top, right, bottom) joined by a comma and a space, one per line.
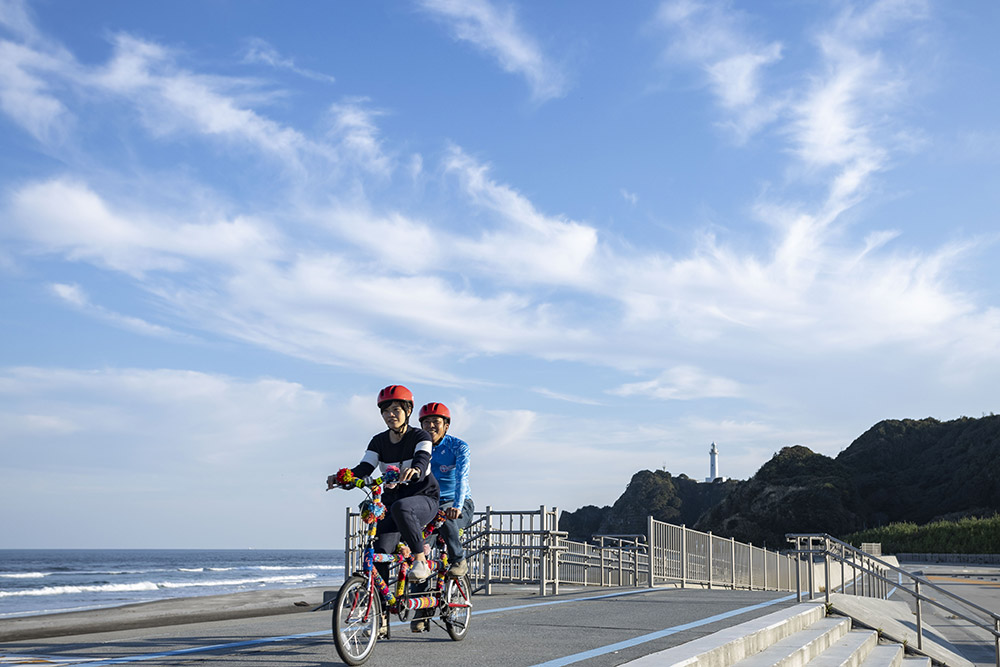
11, 630, 330, 665
13, 587, 796, 666
526, 593, 799, 667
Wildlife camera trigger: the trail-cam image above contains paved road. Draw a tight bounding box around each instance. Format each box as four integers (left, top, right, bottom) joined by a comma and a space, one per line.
894, 562, 1000, 666
0, 586, 797, 666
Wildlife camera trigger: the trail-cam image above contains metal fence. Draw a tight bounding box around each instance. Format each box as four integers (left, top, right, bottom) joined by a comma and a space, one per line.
345, 506, 802, 597
649, 518, 802, 590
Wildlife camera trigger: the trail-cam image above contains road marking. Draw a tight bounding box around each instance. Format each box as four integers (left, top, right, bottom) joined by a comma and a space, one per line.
927, 575, 1000, 587
526, 593, 798, 667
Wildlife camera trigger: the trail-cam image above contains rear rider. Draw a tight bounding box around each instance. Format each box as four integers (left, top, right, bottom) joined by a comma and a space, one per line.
419, 402, 473, 577
327, 385, 439, 582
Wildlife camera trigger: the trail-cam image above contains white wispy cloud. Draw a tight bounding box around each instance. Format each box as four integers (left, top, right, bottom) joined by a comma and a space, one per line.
531, 387, 603, 406
653, 0, 785, 142
419, 0, 567, 103
0, 37, 75, 144
241, 37, 336, 84
8, 178, 283, 275
50, 282, 185, 340
612, 366, 744, 401
91, 34, 320, 169
326, 98, 394, 178
443, 146, 599, 287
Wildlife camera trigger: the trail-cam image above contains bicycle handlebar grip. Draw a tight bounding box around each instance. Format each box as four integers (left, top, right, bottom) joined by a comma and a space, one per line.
335, 468, 362, 490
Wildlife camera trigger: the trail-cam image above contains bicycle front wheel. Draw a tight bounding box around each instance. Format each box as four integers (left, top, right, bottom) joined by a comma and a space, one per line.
332, 575, 380, 665
442, 574, 472, 641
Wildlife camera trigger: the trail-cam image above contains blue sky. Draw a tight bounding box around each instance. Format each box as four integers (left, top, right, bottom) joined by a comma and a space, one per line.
2, 0, 998, 548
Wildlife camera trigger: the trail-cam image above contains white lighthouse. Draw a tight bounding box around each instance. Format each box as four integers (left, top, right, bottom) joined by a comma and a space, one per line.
705, 442, 725, 482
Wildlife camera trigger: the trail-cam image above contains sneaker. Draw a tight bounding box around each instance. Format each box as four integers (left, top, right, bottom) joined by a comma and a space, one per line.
408, 560, 432, 581
410, 619, 428, 633
448, 558, 468, 577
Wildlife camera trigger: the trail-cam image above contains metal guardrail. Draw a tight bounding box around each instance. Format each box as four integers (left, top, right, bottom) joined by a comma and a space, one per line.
787, 533, 1000, 666
345, 507, 800, 598
345, 505, 565, 596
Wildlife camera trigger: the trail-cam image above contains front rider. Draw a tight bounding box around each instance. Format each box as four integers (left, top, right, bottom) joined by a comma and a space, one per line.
327, 384, 439, 583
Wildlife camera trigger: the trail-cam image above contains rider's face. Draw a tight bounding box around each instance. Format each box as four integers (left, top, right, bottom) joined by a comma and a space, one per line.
420, 416, 449, 444
381, 402, 407, 430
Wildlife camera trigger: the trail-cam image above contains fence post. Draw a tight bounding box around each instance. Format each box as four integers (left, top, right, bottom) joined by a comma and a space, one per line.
794, 537, 802, 602
731, 537, 736, 590
708, 531, 713, 590
993, 617, 998, 667
485, 505, 493, 595
749, 544, 754, 590
647, 516, 655, 588
915, 579, 923, 650
824, 537, 831, 605
681, 525, 687, 589
618, 539, 624, 587
807, 537, 816, 600
344, 506, 353, 582
839, 545, 845, 594
552, 506, 560, 596
539, 505, 547, 597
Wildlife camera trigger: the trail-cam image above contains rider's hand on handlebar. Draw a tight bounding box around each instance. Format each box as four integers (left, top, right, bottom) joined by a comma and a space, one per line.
445, 506, 462, 520
400, 466, 420, 483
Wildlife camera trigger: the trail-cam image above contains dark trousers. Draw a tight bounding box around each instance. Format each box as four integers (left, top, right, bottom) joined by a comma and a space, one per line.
438, 497, 475, 561
374, 494, 437, 583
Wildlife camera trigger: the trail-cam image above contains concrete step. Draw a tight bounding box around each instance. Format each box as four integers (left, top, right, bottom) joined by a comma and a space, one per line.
858, 644, 903, 667
736, 616, 850, 667
623, 603, 931, 667
623, 603, 827, 666
806, 629, 878, 667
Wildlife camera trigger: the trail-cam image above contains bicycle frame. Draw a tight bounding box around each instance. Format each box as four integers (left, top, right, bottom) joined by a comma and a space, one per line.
362, 509, 449, 617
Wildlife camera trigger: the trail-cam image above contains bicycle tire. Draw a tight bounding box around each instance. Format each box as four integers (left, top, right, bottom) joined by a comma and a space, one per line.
332, 575, 380, 665
442, 573, 472, 641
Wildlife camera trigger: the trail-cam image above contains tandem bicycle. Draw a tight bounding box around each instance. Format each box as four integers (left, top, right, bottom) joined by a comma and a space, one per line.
327, 466, 472, 665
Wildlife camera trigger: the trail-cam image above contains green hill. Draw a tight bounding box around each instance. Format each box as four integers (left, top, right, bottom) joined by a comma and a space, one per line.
560, 415, 1000, 549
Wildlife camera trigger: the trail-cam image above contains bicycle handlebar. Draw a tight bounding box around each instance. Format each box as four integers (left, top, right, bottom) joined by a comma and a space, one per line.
327, 465, 404, 491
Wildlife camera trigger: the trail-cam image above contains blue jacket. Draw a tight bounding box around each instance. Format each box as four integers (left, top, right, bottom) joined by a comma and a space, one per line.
431, 434, 471, 507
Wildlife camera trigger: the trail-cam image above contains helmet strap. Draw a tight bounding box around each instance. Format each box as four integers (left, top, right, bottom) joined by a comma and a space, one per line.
388, 404, 412, 439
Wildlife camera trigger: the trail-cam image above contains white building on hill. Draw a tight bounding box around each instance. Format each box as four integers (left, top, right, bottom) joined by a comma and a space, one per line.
704, 442, 727, 482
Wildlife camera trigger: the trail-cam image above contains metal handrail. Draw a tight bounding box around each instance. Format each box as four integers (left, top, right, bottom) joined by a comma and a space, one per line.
787, 533, 1000, 666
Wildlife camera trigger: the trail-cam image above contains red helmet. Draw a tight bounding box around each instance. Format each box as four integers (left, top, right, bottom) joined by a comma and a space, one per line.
377, 385, 414, 409
418, 402, 451, 423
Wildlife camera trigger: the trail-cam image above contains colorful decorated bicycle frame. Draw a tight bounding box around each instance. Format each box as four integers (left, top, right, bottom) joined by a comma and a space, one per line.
329, 465, 472, 666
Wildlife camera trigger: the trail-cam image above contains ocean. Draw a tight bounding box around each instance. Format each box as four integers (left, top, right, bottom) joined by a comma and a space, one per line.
0, 549, 345, 619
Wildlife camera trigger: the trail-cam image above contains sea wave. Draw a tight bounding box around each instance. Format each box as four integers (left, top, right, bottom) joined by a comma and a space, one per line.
0, 572, 49, 579
0, 574, 319, 598
256, 565, 341, 571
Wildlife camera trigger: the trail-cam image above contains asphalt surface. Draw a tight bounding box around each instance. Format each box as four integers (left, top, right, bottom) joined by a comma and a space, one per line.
894, 562, 1000, 666
0, 584, 797, 667
4, 562, 995, 666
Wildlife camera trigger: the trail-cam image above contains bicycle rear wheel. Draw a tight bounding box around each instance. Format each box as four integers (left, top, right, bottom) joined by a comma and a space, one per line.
332, 575, 380, 665
442, 573, 472, 641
